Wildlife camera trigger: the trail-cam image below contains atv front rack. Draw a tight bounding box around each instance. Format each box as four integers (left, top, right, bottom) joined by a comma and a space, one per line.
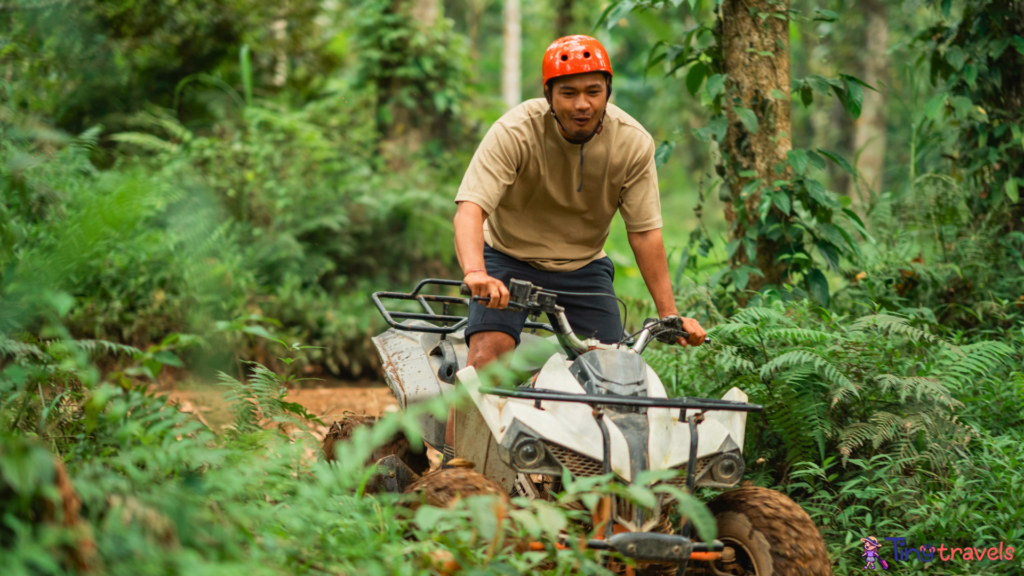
371, 278, 553, 335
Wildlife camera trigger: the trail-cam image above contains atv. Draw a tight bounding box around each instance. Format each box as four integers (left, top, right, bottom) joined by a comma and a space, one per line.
366, 278, 832, 576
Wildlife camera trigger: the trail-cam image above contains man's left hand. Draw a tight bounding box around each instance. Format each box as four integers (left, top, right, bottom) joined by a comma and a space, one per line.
676, 317, 707, 347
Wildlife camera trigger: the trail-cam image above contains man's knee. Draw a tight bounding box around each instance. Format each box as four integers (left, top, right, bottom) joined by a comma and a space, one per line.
467, 331, 516, 368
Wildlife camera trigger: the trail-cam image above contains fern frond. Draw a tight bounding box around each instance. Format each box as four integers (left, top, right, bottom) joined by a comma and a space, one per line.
939, 341, 1015, 390
875, 374, 961, 407
731, 305, 790, 326
714, 346, 757, 374
848, 314, 943, 347
70, 339, 143, 358
761, 327, 836, 345
760, 350, 857, 398
0, 338, 46, 359
708, 322, 759, 342
765, 365, 828, 464
110, 132, 179, 154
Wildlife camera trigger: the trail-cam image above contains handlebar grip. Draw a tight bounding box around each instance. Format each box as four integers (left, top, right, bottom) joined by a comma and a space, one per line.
462, 282, 493, 304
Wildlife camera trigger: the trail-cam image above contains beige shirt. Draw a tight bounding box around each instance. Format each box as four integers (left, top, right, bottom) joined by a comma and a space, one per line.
455, 98, 662, 272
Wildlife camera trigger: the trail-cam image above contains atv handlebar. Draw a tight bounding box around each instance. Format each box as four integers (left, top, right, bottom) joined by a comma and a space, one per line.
462, 280, 710, 351
371, 278, 707, 354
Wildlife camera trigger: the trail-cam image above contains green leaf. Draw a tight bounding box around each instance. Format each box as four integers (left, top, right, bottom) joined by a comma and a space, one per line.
644, 40, 668, 81
951, 96, 973, 119
817, 148, 856, 177
772, 191, 792, 215
806, 268, 830, 306
1007, 178, 1020, 203
734, 106, 759, 134
945, 46, 966, 71
705, 73, 726, 99
990, 38, 1011, 59
153, 351, 183, 368
655, 141, 676, 168
241, 325, 287, 347
842, 208, 873, 241
807, 150, 826, 171
812, 9, 838, 22
842, 75, 879, 92
239, 44, 253, 107
605, 1, 636, 29
770, 89, 787, 100
787, 149, 808, 174
964, 64, 978, 89
1011, 36, 1024, 57
732, 268, 750, 290
709, 115, 728, 142
924, 93, 947, 120
740, 178, 763, 199
805, 178, 829, 206
806, 75, 831, 95
800, 85, 813, 107
817, 241, 841, 271
414, 506, 448, 531
834, 77, 863, 119
686, 62, 710, 96
726, 239, 742, 259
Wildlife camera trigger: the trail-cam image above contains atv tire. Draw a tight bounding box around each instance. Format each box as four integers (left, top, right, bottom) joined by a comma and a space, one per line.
697, 487, 831, 576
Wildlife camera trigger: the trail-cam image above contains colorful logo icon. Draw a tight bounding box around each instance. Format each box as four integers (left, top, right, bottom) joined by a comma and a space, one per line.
861, 536, 889, 570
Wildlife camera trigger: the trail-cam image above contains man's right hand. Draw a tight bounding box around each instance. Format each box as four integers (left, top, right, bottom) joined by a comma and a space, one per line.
464, 271, 510, 309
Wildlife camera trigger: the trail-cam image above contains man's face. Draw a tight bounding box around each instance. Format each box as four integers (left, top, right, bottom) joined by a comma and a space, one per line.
546, 72, 609, 141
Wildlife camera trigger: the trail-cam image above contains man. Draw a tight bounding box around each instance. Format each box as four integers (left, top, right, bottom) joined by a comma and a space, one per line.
454, 35, 707, 365
446, 36, 707, 460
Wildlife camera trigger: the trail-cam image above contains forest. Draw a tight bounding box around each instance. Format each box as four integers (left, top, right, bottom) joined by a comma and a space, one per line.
1, 0, 1022, 574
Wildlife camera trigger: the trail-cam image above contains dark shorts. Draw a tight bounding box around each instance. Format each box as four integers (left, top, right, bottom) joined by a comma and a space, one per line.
466, 245, 623, 346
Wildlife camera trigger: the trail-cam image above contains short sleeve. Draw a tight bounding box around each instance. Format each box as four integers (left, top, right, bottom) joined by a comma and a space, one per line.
455, 121, 522, 214
618, 139, 662, 232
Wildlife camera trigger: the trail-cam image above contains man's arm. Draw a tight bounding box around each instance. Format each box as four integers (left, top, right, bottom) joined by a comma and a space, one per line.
453, 201, 509, 309
627, 228, 707, 346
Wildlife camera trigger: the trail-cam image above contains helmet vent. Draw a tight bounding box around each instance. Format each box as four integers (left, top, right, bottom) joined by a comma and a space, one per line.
584, 51, 591, 58
560, 54, 568, 61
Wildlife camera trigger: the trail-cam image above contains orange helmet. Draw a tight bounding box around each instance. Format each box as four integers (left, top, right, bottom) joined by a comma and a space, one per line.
542, 35, 613, 86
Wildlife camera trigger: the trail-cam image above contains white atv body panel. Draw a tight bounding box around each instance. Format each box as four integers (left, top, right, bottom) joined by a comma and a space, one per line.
458, 357, 748, 481
371, 324, 749, 486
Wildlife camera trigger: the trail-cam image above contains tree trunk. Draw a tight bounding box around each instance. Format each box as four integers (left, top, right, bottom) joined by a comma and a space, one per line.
720, 0, 792, 289
848, 0, 888, 209
271, 18, 288, 87
501, 0, 521, 109
555, 0, 573, 38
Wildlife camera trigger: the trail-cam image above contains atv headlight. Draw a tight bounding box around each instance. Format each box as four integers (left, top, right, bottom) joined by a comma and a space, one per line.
710, 452, 744, 484
514, 438, 545, 469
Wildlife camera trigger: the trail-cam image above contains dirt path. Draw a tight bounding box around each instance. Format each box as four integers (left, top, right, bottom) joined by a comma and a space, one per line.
158, 382, 398, 436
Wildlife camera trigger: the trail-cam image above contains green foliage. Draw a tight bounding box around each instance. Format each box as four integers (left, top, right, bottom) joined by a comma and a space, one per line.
610, 0, 869, 305
351, 0, 475, 146
0, 323, 721, 574
2, 78, 460, 376
1, 0, 334, 131
914, 0, 1024, 218
641, 276, 1022, 573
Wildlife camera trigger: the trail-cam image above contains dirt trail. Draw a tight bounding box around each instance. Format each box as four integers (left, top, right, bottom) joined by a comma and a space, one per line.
158, 382, 398, 437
